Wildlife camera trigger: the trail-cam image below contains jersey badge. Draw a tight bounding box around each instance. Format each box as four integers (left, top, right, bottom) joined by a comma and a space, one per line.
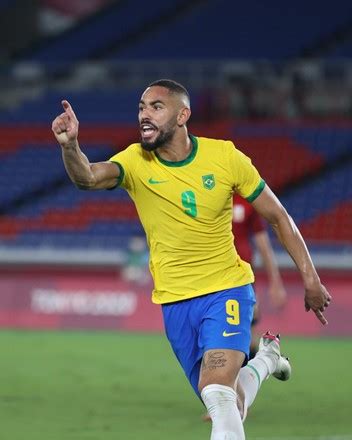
202, 174, 215, 190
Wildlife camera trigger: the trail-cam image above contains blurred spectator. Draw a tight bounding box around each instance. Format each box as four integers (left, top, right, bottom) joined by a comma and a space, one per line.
122, 235, 151, 286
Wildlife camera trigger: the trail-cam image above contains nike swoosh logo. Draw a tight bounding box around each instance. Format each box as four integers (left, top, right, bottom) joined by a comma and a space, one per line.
222, 331, 242, 337
148, 178, 168, 184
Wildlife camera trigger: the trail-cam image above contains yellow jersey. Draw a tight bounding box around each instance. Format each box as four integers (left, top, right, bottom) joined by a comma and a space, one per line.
109, 135, 265, 304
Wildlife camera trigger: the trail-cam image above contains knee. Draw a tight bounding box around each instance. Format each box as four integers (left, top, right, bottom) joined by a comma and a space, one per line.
200, 384, 236, 414
198, 374, 234, 395
199, 383, 245, 421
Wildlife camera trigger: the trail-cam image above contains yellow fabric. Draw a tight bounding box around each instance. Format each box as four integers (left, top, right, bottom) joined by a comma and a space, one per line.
109, 136, 264, 304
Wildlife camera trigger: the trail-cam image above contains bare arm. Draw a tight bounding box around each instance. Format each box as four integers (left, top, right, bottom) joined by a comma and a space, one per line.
253, 230, 287, 309
52, 100, 119, 190
252, 185, 331, 324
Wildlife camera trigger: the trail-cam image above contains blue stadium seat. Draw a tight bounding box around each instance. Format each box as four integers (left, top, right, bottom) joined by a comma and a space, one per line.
293, 126, 352, 160
23, 0, 182, 63
0, 89, 141, 124
0, 143, 114, 207
281, 162, 352, 225
111, 0, 352, 60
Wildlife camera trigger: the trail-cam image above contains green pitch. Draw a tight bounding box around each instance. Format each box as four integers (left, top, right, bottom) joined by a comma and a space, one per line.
1, 331, 351, 440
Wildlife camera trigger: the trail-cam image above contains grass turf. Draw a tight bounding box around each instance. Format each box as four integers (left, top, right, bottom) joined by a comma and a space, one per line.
1, 330, 351, 440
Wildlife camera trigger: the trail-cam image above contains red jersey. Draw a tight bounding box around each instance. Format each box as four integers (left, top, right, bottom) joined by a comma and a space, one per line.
232, 194, 266, 263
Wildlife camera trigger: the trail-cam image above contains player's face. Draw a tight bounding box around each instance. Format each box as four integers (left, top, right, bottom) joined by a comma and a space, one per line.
138, 86, 180, 151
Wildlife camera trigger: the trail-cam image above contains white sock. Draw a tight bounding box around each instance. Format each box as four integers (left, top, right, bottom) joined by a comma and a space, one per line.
238, 353, 277, 422
201, 384, 245, 440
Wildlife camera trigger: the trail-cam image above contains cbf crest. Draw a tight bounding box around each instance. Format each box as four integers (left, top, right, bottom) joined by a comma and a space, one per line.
202, 174, 215, 190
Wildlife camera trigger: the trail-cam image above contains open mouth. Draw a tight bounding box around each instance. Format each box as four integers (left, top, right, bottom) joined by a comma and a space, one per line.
140, 123, 157, 139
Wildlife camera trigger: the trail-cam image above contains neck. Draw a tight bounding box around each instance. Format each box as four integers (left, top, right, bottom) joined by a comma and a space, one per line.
156, 130, 191, 162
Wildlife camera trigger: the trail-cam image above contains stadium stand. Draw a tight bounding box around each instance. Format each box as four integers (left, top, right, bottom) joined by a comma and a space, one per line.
0, 89, 142, 124
0, 1, 351, 268
0, 120, 351, 255
21, 0, 192, 63
112, 0, 352, 61
14, 0, 352, 62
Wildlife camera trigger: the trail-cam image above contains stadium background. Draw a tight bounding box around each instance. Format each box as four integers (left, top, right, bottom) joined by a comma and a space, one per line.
0, 1, 351, 439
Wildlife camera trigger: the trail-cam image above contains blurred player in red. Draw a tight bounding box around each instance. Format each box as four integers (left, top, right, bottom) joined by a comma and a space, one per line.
233, 194, 287, 358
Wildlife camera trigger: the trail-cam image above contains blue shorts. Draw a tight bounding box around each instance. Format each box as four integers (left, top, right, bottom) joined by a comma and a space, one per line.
162, 284, 256, 397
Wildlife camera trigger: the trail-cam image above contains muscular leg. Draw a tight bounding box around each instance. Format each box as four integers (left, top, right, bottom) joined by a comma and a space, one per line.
199, 349, 245, 390
202, 333, 291, 431
199, 349, 246, 440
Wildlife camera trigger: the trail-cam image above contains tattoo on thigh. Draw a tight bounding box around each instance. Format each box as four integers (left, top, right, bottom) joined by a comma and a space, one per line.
201, 351, 227, 371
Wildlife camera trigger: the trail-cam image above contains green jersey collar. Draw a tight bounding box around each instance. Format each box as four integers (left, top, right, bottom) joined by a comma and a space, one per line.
154, 134, 198, 167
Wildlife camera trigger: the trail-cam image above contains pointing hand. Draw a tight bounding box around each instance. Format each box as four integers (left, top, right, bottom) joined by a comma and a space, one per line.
305, 283, 332, 325
52, 100, 79, 147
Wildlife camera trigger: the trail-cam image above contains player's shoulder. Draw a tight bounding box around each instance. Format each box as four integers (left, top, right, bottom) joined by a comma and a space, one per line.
110, 142, 148, 161
195, 136, 243, 164
125, 142, 143, 153
196, 136, 235, 151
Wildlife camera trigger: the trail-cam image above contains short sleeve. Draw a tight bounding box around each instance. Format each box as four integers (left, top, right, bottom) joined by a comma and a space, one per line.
227, 141, 265, 202
109, 145, 136, 192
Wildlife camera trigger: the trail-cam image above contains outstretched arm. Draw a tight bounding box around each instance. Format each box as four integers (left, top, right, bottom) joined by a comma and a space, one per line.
253, 230, 287, 309
252, 185, 332, 325
52, 100, 119, 190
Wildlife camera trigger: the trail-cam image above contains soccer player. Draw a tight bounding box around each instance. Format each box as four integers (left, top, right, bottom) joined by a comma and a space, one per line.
233, 194, 287, 358
52, 79, 331, 440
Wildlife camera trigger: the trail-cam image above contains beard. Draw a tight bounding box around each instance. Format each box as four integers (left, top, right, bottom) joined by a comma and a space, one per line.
141, 124, 176, 152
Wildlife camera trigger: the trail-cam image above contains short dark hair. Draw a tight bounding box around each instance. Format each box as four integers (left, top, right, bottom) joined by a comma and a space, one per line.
147, 79, 190, 105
